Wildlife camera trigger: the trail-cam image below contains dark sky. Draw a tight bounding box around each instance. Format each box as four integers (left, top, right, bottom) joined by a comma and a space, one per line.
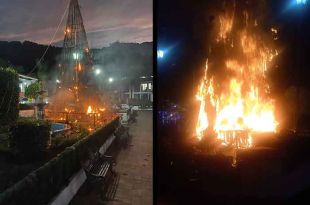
158, 0, 310, 104
0, 0, 152, 48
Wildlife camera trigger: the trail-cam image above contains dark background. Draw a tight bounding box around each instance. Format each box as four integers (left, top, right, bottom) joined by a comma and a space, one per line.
0, 41, 153, 79
157, 1, 310, 204
158, 0, 310, 109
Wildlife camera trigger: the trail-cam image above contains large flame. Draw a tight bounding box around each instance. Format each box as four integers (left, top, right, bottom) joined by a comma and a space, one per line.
87, 105, 93, 114
195, 8, 278, 149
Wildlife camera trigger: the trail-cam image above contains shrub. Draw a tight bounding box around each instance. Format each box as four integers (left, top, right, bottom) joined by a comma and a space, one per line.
0, 117, 120, 205
50, 123, 90, 150
0, 67, 19, 126
24, 81, 40, 100
10, 118, 51, 158
51, 134, 85, 150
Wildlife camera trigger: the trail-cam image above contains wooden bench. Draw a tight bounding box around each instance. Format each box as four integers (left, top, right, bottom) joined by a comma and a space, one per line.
82, 151, 116, 198
115, 125, 129, 148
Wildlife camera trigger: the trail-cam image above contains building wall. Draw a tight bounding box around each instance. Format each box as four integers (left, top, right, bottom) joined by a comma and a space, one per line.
122, 80, 153, 105
18, 75, 38, 98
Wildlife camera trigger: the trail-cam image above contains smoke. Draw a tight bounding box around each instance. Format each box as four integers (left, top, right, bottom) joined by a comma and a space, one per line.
91, 42, 153, 89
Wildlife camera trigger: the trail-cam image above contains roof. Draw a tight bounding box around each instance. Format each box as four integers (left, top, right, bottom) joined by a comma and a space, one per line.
18, 74, 38, 81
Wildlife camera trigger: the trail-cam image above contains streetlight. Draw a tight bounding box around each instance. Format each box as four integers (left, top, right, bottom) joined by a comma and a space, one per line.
157, 50, 164, 58
296, 0, 307, 5
95, 69, 101, 75
109, 77, 114, 83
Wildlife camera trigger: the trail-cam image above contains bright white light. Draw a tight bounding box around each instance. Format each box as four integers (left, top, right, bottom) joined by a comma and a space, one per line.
157, 50, 164, 58
95, 69, 101, 75
56, 79, 60, 83
109, 77, 114, 83
73, 52, 79, 60
297, 0, 307, 4
141, 83, 148, 91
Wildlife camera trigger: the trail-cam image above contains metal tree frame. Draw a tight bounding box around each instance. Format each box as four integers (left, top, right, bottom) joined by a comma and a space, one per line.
60, 0, 93, 102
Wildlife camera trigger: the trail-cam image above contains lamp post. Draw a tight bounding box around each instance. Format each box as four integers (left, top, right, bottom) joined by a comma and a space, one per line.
157, 50, 165, 58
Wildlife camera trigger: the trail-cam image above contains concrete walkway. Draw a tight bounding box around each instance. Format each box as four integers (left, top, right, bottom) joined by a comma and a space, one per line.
108, 111, 153, 205
69, 111, 153, 205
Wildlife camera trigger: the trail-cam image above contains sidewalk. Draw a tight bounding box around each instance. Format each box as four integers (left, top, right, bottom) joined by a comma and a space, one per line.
108, 111, 153, 205
69, 111, 153, 205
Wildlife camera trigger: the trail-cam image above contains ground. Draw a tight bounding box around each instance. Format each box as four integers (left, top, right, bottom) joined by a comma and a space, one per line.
70, 111, 153, 205
157, 116, 310, 204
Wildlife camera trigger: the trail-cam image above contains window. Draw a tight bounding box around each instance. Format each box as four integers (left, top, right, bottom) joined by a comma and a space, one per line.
141, 83, 148, 91
148, 83, 152, 90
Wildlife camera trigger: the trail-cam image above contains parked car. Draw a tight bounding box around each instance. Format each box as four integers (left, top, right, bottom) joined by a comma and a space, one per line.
20, 97, 28, 104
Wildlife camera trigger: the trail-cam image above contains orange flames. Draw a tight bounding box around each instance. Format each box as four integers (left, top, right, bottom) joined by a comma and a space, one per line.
87, 105, 106, 114
196, 10, 278, 149
87, 105, 93, 114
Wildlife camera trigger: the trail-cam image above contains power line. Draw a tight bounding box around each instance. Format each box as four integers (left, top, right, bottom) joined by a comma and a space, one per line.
27, 0, 70, 75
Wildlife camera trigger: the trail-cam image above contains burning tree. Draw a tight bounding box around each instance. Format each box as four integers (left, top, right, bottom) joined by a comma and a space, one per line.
196, 0, 279, 149
46, 0, 116, 131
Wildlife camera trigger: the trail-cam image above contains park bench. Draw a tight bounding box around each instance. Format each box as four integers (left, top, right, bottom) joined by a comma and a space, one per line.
115, 125, 129, 148
81, 150, 116, 198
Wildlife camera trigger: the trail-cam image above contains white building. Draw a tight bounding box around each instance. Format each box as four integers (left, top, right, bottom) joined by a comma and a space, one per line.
122, 77, 153, 105
18, 74, 38, 98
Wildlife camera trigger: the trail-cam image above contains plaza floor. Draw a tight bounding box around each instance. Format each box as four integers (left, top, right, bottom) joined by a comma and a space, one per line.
70, 111, 153, 205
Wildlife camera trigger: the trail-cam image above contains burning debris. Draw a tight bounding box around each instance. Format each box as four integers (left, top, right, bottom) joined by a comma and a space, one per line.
196, 1, 279, 149
45, 89, 116, 132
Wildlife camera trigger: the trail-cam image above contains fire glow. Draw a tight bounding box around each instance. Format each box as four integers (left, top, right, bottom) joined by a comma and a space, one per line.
87, 105, 93, 114
196, 6, 279, 149
87, 105, 105, 115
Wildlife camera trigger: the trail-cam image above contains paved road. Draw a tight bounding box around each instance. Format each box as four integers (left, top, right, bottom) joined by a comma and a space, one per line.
109, 111, 153, 205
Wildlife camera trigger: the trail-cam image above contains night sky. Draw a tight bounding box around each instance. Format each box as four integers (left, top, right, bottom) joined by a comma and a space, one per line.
158, 0, 310, 105
0, 0, 152, 48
